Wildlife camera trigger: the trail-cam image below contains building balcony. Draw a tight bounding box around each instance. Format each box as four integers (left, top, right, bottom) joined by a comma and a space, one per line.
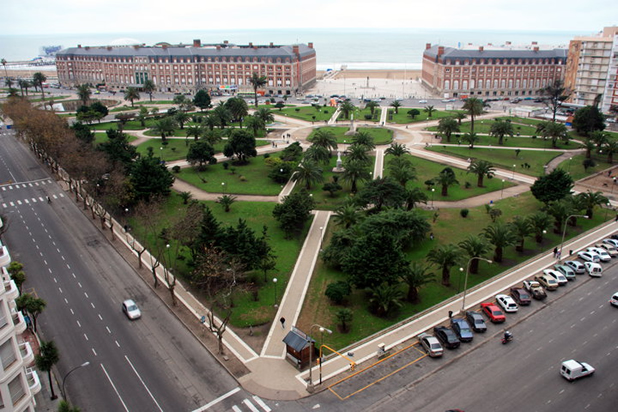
4, 279, 18, 301
26, 368, 41, 395
19, 342, 34, 366
0, 246, 11, 268
12, 310, 27, 335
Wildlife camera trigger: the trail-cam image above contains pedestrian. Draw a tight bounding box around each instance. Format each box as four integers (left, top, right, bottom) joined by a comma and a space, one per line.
569, 249, 573, 256
556, 250, 561, 260
47, 196, 51, 204
615, 214, 618, 222
280, 317, 286, 329
448, 310, 453, 319
553, 247, 558, 258
430, 233, 434, 240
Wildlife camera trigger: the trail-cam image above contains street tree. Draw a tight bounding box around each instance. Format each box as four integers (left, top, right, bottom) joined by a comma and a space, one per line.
248, 72, 267, 107
193, 89, 212, 111
365, 100, 379, 116
490, 119, 514, 145
576, 190, 608, 219
142, 79, 156, 101
436, 117, 459, 143
356, 176, 407, 212
458, 235, 491, 274
130, 148, 174, 201
538, 79, 570, 122
16, 293, 46, 332
572, 105, 606, 137
390, 100, 401, 114
427, 243, 461, 286
407, 108, 421, 119
35, 340, 60, 400
530, 168, 574, 205
7, 261, 26, 293
223, 129, 257, 164
467, 159, 495, 187
272, 190, 315, 238
124, 87, 140, 107
187, 141, 217, 170
462, 97, 484, 133
482, 221, 517, 262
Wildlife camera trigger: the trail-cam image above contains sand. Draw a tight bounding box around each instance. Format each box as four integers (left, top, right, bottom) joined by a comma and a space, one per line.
320, 69, 422, 81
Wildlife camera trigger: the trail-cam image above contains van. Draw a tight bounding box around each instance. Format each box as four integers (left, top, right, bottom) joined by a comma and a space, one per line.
560, 360, 595, 381
585, 262, 602, 277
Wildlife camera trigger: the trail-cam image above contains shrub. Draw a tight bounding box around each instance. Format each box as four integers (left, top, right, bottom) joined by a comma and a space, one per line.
464, 182, 471, 189
239, 175, 247, 181
325, 281, 351, 305
172, 165, 181, 173
460, 208, 469, 218
263, 153, 270, 159
364, 114, 372, 120
222, 162, 229, 170
295, 108, 301, 112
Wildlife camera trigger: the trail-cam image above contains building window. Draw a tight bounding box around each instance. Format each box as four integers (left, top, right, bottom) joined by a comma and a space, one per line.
0, 339, 17, 370
8, 375, 25, 406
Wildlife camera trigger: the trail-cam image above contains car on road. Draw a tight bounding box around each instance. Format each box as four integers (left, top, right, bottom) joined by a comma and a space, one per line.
535, 274, 559, 290
585, 247, 611, 262
595, 243, 618, 257
585, 262, 602, 277
578, 251, 600, 263
418, 99, 428, 103
523, 280, 547, 300
122, 299, 141, 320
560, 360, 595, 381
450, 318, 474, 342
565, 260, 586, 274
433, 326, 460, 349
610, 292, 618, 307
510, 287, 531, 305
480, 302, 506, 323
543, 269, 568, 286
554, 264, 576, 280
465, 311, 487, 332
417, 333, 443, 357
496, 294, 518, 313
603, 238, 618, 248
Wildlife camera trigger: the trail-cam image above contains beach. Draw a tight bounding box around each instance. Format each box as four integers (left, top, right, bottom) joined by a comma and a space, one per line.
324, 69, 422, 81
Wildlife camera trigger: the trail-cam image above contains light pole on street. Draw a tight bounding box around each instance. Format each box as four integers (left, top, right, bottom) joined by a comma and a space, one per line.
273, 277, 278, 307
461, 257, 492, 312
500, 179, 505, 199
512, 164, 516, 179
431, 188, 435, 208
560, 214, 588, 259
62, 361, 90, 399
308, 324, 330, 390
318, 326, 333, 385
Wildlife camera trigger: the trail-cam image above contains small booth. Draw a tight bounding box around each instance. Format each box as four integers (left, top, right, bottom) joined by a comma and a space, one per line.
282, 326, 315, 369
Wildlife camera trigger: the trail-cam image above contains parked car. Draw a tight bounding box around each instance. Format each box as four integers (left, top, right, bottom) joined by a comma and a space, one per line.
480, 302, 506, 323
565, 260, 586, 274
595, 243, 618, 257
418, 99, 428, 103
450, 318, 474, 342
543, 269, 568, 286
465, 311, 487, 332
585, 262, 603, 277
586, 247, 611, 262
523, 280, 547, 300
577, 251, 600, 263
560, 360, 595, 381
554, 264, 576, 280
510, 287, 532, 305
535, 274, 559, 290
433, 326, 460, 349
417, 333, 443, 357
122, 299, 141, 320
610, 292, 618, 307
603, 238, 618, 248
496, 294, 518, 313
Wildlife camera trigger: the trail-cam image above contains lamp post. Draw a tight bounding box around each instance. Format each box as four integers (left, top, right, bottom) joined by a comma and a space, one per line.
512, 164, 516, 179
318, 327, 333, 384
500, 179, 505, 199
461, 257, 492, 312
308, 324, 329, 389
62, 361, 90, 399
559, 214, 588, 259
221, 182, 226, 194
431, 188, 435, 208
273, 278, 278, 307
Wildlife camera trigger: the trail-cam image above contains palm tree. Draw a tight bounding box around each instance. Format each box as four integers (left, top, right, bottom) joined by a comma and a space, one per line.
510, 216, 532, 252
367, 283, 404, 317
77, 84, 91, 106
427, 244, 461, 286
390, 100, 401, 114
245, 115, 265, 137
404, 187, 428, 210
366, 100, 379, 116
454, 111, 467, 125
400, 262, 435, 303
217, 194, 237, 212
225, 97, 249, 127
212, 103, 231, 129
310, 129, 338, 152
388, 156, 416, 187
345, 144, 371, 166
462, 97, 484, 133
142, 79, 156, 101
576, 191, 608, 219
340, 101, 356, 120
249, 72, 267, 107
462, 132, 480, 149
490, 119, 514, 145
292, 160, 324, 189
602, 140, 618, 163
32, 72, 47, 100
152, 117, 176, 142
434, 167, 459, 196
583, 139, 596, 159
547, 198, 573, 233
255, 107, 274, 124
458, 235, 491, 274
538, 79, 570, 122
385, 142, 410, 157
17, 79, 28, 96
352, 130, 375, 150
204, 113, 220, 130
424, 105, 435, 118
333, 204, 362, 228
482, 221, 517, 262
124, 87, 140, 107
591, 130, 609, 147
35, 340, 60, 400
1, 58, 7, 79
304, 145, 330, 165
436, 117, 460, 143
467, 159, 495, 187
186, 124, 203, 141
536, 121, 568, 148
174, 111, 190, 129
341, 159, 371, 193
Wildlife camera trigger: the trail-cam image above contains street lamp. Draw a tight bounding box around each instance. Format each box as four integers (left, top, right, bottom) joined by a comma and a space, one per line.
308, 324, 330, 389
431, 188, 435, 208
559, 214, 588, 259
62, 361, 90, 399
461, 257, 492, 312
512, 164, 516, 179
500, 179, 505, 199
319, 326, 333, 385
273, 278, 278, 307
221, 182, 226, 194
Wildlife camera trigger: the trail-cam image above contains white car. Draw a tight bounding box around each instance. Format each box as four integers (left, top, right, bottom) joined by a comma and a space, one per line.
595, 243, 618, 257
417, 333, 443, 357
495, 294, 518, 313
610, 292, 618, 307
554, 264, 576, 280
122, 299, 141, 320
603, 238, 618, 248
577, 251, 600, 263
586, 247, 611, 262
565, 260, 585, 274
584, 262, 602, 277
543, 269, 568, 286
418, 99, 428, 104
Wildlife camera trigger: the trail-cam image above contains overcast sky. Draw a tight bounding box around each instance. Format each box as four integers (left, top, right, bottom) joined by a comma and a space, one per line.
5, 0, 617, 35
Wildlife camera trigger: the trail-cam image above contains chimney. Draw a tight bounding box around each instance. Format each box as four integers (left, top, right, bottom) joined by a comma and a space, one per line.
223, 40, 229, 45
216, 45, 221, 50
133, 45, 139, 50
506, 41, 511, 45
78, 44, 82, 48
249, 42, 253, 47
293, 45, 299, 55
426, 43, 431, 50
107, 46, 112, 51
488, 43, 493, 46
479, 46, 484, 52
193, 39, 201, 47
270, 42, 274, 47
532, 41, 538, 45
438, 46, 445, 56
468, 43, 472, 46
308, 42, 314, 49
162, 44, 167, 50
533, 46, 539, 52
85, 46, 90, 50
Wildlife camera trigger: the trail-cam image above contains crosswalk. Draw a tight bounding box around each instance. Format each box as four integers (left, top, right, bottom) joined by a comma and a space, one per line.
0, 179, 64, 208
194, 390, 272, 412
1, 193, 65, 208
231, 396, 272, 412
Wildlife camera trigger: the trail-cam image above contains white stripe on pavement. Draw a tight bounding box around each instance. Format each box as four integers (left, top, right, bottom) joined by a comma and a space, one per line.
192, 387, 241, 412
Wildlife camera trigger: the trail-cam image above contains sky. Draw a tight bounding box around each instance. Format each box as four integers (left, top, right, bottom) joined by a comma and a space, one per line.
4, 0, 617, 35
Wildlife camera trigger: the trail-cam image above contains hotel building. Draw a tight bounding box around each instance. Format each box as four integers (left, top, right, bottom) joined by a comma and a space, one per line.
422, 43, 567, 99
55, 40, 317, 95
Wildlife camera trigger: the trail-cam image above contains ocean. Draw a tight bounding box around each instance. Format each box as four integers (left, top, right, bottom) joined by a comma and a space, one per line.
0, 28, 589, 71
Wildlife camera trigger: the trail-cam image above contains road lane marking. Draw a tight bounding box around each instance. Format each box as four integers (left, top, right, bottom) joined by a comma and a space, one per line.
192, 387, 241, 411
91, 302, 95, 309
125, 355, 164, 412
92, 348, 97, 356
115, 341, 120, 348
106, 327, 111, 334
243, 399, 259, 412
100, 363, 129, 412
84, 334, 88, 341
252, 396, 271, 411
77, 321, 81, 328
232, 406, 242, 412
53, 278, 57, 283
78, 282, 82, 288
84, 293, 89, 298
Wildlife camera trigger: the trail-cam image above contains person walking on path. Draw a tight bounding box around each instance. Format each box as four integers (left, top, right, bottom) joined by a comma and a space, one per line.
280, 317, 286, 329
553, 247, 558, 258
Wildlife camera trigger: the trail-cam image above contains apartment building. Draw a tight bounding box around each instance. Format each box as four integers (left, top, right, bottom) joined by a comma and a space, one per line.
601, 33, 618, 115
422, 43, 567, 99
56, 39, 317, 95
0, 265, 40, 412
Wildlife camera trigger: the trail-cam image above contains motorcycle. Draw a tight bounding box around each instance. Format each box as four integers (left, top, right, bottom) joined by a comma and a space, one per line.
501, 331, 513, 344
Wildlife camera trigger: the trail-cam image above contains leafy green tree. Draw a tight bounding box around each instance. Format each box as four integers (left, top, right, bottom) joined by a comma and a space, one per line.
248, 72, 267, 107
217, 219, 269, 270
225, 97, 249, 127
76, 84, 91, 106
424, 105, 435, 117
436, 117, 459, 142
193, 89, 211, 111
187, 141, 217, 170
272, 190, 315, 238
32, 71, 47, 99
310, 129, 338, 152
572, 105, 606, 137
536, 121, 568, 148
7, 261, 26, 293
400, 262, 434, 302
482, 221, 517, 262
16, 293, 46, 331
510, 216, 533, 252
35, 340, 60, 400
58, 400, 81, 412
530, 168, 574, 205
223, 129, 257, 164
576, 191, 607, 219
129, 148, 174, 201
98, 129, 138, 169
124, 87, 140, 107
142, 79, 156, 101
356, 177, 407, 212
325, 281, 351, 305
462, 97, 484, 133
407, 108, 421, 119
152, 117, 176, 142
490, 119, 514, 145
341, 159, 371, 193
368, 283, 404, 317
538, 79, 570, 122
467, 159, 495, 187
390, 100, 401, 114
280, 141, 304, 162
385, 142, 410, 157
434, 167, 459, 196
427, 244, 461, 286
387, 155, 417, 187
336, 308, 353, 333
292, 160, 324, 189
71, 122, 95, 145
458, 235, 491, 274
356, 209, 430, 249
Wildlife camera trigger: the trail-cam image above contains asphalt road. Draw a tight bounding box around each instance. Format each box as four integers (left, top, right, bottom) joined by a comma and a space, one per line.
0, 130, 257, 411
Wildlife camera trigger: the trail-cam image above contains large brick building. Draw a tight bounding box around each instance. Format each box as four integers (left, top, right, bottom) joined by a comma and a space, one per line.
55, 39, 317, 95
422, 43, 567, 99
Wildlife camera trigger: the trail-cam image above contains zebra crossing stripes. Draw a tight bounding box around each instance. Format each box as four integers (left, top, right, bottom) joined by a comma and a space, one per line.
1, 193, 65, 208
1, 179, 53, 191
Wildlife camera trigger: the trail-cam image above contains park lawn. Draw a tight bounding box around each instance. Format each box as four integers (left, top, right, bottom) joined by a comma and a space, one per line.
93, 131, 138, 145
307, 126, 392, 145
275, 105, 335, 122
427, 119, 538, 137
337, 106, 381, 123
298, 191, 608, 350
430, 134, 579, 150
91, 118, 158, 131
427, 146, 561, 177
384, 154, 516, 201
387, 109, 465, 124
175, 153, 284, 196
559, 153, 614, 181
135, 139, 192, 161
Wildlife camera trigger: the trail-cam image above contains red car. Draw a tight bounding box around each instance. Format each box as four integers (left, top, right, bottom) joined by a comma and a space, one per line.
480, 302, 506, 323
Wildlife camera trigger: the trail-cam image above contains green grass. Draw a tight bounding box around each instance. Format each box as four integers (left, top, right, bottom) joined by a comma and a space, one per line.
337, 107, 381, 123
427, 119, 539, 136
427, 146, 561, 177
307, 126, 392, 145
559, 153, 613, 181
275, 105, 335, 122
430, 133, 579, 150
387, 109, 466, 124
93, 132, 138, 145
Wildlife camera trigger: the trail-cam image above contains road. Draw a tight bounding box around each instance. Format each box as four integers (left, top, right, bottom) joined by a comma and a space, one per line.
0, 129, 268, 411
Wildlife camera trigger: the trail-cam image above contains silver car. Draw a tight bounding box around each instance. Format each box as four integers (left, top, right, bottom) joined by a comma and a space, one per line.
417, 333, 443, 357
122, 299, 141, 320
